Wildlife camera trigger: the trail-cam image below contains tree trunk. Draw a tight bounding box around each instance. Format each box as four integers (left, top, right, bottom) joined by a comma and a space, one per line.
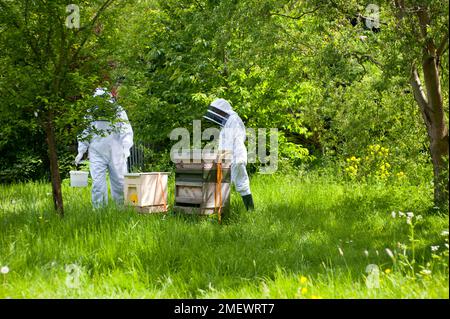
408, 7, 450, 208
410, 61, 449, 207
422, 55, 449, 206
45, 112, 64, 216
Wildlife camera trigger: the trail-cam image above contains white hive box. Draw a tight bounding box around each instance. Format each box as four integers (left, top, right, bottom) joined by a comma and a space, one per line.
124, 172, 170, 213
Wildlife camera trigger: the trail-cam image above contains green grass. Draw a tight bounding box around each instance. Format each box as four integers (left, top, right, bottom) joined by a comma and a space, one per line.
0, 173, 448, 298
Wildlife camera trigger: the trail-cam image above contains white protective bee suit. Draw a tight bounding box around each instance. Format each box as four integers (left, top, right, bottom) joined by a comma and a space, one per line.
204, 98, 254, 210
75, 88, 134, 207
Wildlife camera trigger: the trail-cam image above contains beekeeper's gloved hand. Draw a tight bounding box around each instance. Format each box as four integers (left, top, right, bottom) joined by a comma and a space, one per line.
75, 153, 84, 165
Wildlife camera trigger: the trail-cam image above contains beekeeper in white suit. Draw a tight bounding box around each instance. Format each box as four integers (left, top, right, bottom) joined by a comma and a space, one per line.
203, 98, 254, 211
75, 87, 133, 207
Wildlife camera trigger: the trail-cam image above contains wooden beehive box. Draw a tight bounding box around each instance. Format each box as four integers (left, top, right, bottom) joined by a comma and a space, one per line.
124, 172, 170, 213
173, 150, 232, 215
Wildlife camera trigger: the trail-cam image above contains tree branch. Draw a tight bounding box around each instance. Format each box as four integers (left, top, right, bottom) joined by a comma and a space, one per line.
416, 6, 431, 41
349, 51, 383, 69
393, 0, 406, 19
410, 66, 429, 107
416, 6, 440, 60
410, 66, 432, 131
23, 0, 42, 63
71, 0, 116, 63
270, 5, 322, 20
436, 30, 449, 58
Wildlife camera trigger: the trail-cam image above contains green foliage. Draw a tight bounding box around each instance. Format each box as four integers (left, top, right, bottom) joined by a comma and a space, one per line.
0, 0, 447, 194
0, 154, 45, 183
111, 0, 314, 168
0, 0, 131, 183
107, 0, 445, 183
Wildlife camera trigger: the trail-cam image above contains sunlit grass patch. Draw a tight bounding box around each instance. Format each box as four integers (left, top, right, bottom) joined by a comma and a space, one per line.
0, 173, 448, 298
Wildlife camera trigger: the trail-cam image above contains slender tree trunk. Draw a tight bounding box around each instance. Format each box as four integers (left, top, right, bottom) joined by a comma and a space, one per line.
410, 61, 449, 207
408, 6, 450, 207
422, 55, 449, 206
45, 112, 64, 216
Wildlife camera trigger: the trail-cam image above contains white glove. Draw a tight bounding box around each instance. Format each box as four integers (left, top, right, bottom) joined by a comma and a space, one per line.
124, 149, 130, 159
75, 153, 84, 165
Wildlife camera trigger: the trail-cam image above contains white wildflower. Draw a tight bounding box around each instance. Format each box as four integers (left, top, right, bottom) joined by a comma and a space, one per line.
385, 248, 395, 260
431, 246, 439, 252
391, 211, 396, 218
364, 250, 369, 257
416, 215, 423, 221
406, 216, 413, 225
445, 244, 449, 249
406, 212, 414, 218
338, 247, 344, 256
441, 230, 449, 237
1, 266, 10, 274
398, 212, 405, 217
420, 269, 432, 276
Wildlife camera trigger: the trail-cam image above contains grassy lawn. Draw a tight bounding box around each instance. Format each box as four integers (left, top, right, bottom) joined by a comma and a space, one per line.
0, 173, 448, 298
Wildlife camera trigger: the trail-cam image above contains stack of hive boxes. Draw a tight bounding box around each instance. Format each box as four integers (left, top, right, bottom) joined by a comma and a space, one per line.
174, 150, 231, 215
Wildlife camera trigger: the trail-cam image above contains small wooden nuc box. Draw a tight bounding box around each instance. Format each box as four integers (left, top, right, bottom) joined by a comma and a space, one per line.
124, 172, 170, 213
173, 150, 232, 215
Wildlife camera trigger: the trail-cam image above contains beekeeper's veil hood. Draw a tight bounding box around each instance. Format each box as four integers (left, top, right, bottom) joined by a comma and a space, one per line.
203, 98, 235, 127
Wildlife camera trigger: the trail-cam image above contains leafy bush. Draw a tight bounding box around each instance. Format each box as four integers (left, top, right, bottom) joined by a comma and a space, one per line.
0, 154, 45, 183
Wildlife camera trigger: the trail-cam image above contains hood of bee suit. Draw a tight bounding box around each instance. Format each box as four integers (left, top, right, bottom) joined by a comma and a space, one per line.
203, 98, 236, 127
